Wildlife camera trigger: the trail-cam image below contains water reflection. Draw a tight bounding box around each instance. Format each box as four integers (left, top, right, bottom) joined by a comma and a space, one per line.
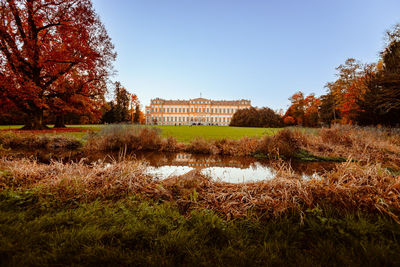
201, 163, 277, 183
145, 166, 194, 180
1, 150, 336, 183
135, 152, 335, 183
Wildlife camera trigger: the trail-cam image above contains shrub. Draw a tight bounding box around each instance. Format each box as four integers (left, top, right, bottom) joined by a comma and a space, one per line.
85, 125, 177, 152
257, 129, 302, 158
186, 138, 215, 154
0, 132, 81, 150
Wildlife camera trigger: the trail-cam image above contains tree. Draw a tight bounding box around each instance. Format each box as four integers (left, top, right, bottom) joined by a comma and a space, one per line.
286, 91, 305, 125
319, 92, 337, 126
129, 94, 142, 124
356, 24, 400, 126
283, 116, 295, 126
100, 82, 130, 123
258, 107, 283, 127
303, 94, 321, 127
113, 82, 130, 122
376, 24, 400, 122
230, 107, 282, 127
133, 104, 140, 124
0, 0, 115, 129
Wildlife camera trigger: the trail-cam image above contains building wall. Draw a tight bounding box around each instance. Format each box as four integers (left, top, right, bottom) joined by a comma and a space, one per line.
145, 98, 251, 126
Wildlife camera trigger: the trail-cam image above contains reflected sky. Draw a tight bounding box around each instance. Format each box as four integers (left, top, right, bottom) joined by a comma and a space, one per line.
201, 163, 276, 183
145, 166, 194, 180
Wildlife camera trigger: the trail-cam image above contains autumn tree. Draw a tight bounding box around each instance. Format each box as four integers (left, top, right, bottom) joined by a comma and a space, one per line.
0, 0, 115, 129
285, 91, 305, 125
129, 94, 142, 124
303, 94, 321, 127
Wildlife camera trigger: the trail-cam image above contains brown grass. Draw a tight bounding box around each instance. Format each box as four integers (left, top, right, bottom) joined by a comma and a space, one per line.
0, 132, 81, 150
185, 130, 303, 158
85, 125, 184, 152
1, 158, 399, 222
302, 125, 400, 167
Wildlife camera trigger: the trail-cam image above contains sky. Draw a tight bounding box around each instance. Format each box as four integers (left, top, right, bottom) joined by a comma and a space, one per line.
92, 0, 400, 111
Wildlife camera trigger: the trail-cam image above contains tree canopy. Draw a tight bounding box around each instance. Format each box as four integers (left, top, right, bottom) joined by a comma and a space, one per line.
0, 0, 116, 129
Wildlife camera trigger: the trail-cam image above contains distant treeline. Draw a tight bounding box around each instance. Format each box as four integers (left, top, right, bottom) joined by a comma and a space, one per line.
284, 23, 400, 127
230, 107, 282, 128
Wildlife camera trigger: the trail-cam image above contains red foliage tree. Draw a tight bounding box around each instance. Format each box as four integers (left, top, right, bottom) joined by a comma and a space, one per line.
283, 116, 295, 126
0, 0, 115, 129
285, 92, 321, 127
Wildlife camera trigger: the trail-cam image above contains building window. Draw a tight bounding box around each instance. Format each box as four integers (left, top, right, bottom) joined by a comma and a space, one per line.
179, 108, 181, 113
211, 109, 213, 113
191, 108, 193, 112
195, 109, 197, 113
151, 108, 154, 112
223, 109, 225, 113
207, 108, 209, 113
175, 108, 177, 113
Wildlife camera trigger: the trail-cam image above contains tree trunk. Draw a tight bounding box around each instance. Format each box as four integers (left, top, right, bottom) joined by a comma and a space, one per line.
54, 114, 66, 128
21, 110, 49, 130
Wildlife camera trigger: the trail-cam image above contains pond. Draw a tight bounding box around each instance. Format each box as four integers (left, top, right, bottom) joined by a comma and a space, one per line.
1, 149, 336, 183
136, 152, 334, 183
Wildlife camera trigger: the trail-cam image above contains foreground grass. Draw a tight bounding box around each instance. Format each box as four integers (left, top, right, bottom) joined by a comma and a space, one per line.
0, 191, 399, 266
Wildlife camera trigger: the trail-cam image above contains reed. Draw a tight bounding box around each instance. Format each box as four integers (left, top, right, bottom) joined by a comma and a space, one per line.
302, 125, 400, 167
1, 158, 399, 221
0, 132, 81, 150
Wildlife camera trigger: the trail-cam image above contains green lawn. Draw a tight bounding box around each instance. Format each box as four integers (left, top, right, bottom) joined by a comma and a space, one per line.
1, 124, 280, 143
153, 125, 279, 143
0, 125, 23, 130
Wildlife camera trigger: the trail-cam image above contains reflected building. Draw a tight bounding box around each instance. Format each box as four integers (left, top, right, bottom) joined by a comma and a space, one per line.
145, 97, 251, 126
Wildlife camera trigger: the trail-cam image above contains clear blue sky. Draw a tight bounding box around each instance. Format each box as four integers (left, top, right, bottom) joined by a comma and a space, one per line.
92, 0, 400, 111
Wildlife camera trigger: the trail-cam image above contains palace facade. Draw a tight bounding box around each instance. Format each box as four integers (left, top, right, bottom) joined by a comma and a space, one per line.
145, 98, 251, 126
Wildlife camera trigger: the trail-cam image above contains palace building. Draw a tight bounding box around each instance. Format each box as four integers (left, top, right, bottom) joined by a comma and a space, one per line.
145, 98, 251, 126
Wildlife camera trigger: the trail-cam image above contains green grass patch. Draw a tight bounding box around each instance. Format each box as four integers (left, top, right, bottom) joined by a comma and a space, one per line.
294, 149, 347, 162
152, 125, 279, 143
0, 191, 399, 266
1, 125, 279, 143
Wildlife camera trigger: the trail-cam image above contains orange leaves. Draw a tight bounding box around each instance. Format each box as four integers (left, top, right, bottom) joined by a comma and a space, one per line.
0, 0, 115, 128
284, 91, 321, 127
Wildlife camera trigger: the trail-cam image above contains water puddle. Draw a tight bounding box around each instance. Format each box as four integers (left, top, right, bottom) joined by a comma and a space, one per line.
139, 152, 335, 183
1, 150, 336, 184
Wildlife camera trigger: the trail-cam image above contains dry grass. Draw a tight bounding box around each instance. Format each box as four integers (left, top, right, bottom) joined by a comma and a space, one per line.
302, 125, 400, 167
85, 125, 184, 152
1, 158, 399, 222
0, 132, 81, 150
87, 126, 303, 158
185, 129, 303, 158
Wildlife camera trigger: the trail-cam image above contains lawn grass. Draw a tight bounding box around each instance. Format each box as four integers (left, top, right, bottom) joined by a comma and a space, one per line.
0, 191, 399, 266
152, 125, 279, 143
0, 124, 280, 143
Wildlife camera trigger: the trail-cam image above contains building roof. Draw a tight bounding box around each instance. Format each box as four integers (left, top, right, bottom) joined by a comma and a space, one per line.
150, 98, 251, 106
